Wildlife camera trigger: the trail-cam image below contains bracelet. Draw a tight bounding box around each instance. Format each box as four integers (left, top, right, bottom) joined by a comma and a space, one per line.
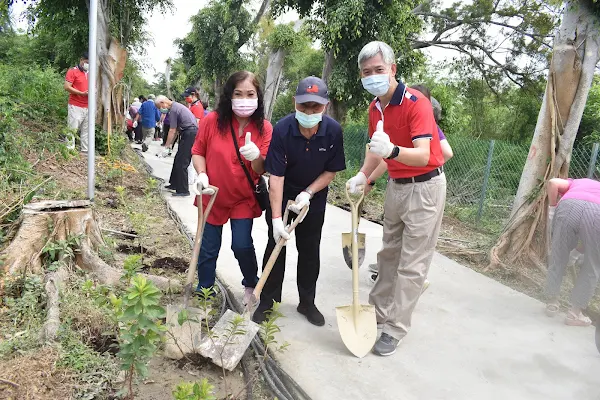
367, 179, 376, 186
303, 188, 314, 198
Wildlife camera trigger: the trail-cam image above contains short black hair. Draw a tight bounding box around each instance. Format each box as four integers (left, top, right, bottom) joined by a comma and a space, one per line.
81, 51, 89, 60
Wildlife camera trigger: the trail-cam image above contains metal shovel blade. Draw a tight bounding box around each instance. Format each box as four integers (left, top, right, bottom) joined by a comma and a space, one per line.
342, 232, 365, 269
197, 309, 260, 371
335, 304, 377, 358
164, 304, 206, 360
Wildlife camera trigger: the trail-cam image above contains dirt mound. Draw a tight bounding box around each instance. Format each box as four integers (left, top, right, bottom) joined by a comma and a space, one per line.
151, 256, 188, 272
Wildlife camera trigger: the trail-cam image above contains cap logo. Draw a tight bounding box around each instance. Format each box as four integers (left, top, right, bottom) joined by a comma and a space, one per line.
306, 85, 319, 94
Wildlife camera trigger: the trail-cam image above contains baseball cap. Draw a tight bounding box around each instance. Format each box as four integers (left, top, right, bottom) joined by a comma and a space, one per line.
295, 76, 329, 105
182, 87, 198, 98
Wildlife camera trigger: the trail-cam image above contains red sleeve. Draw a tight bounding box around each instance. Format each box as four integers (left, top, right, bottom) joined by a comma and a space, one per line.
409, 99, 437, 141
192, 114, 212, 156
259, 121, 273, 158
65, 69, 75, 83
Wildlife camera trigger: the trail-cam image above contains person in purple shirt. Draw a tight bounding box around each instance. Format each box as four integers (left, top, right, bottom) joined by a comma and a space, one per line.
364, 84, 453, 285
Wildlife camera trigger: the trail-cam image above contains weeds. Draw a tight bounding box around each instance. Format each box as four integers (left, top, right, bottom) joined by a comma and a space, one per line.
42, 233, 82, 271
173, 378, 216, 400
121, 254, 143, 285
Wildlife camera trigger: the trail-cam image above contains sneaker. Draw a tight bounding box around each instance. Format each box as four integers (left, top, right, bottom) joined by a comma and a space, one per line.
368, 263, 378, 273
164, 185, 176, 191
368, 272, 378, 285
297, 303, 325, 326
141, 143, 149, 152
172, 192, 190, 197
372, 333, 401, 356
243, 287, 254, 306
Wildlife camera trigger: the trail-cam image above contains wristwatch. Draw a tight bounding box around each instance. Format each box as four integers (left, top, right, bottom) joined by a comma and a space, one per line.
304, 188, 314, 198
387, 145, 400, 160
367, 179, 376, 187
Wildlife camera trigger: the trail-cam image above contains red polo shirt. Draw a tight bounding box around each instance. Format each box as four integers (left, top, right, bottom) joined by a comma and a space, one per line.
368, 83, 443, 178
191, 111, 272, 226
65, 67, 88, 108
190, 101, 205, 121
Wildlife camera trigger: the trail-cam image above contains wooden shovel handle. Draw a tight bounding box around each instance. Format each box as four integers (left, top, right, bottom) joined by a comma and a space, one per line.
184, 185, 219, 307
253, 200, 309, 299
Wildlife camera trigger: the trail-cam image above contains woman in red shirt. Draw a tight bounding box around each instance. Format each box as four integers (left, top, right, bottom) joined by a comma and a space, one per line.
191, 71, 273, 304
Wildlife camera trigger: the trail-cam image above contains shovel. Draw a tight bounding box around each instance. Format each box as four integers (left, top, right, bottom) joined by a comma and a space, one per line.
198, 200, 308, 371
336, 184, 377, 358
164, 186, 218, 360
342, 202, 365, 269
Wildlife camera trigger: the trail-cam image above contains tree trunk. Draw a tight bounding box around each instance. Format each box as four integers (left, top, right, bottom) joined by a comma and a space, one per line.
321, 50, 347, 123
489, 1, 600, 270
263, 48, 285, 120
165, 58, 172, 99
214, 77, 223, 106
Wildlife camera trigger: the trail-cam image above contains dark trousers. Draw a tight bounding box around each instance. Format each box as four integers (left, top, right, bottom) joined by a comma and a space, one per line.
258, 202, 325, 311
133, 124, 143, 142
169, 128, 195, 194
162, 123, 170, 146
196, 219, 259, 290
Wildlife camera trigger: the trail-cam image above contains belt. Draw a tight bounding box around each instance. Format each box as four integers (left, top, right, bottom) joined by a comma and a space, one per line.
392, 166, 443, 184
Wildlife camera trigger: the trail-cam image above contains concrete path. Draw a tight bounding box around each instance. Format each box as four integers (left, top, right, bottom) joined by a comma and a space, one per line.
137, 141, 599, 400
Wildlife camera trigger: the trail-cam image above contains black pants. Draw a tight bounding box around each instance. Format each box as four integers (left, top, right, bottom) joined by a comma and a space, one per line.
133, 124, 143, 142
162, 123, 170, 146
169, 128, 195, 194
257, 201, 325, 311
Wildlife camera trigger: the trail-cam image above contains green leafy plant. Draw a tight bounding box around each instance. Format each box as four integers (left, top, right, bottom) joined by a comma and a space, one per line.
116, 275, 167, 399
121, 254, 143, 285
172, 378, 216, 400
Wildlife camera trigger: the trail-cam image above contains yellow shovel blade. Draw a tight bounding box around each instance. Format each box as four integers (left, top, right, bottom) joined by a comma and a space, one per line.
342, 232, 365, 269
335, 304, 377, 358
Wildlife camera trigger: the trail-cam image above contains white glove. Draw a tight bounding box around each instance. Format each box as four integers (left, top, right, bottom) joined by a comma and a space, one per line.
346, 172, 367, 194
272, 217, 291, 244
239, 132, 260, 161
133, 121, 138, 128
368, 121, 394, 158
288, 191, 310, 222
157, 148, 171, 158
193, 172, 215, 195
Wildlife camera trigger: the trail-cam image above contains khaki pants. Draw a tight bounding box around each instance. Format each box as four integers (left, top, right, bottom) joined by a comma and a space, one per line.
142, 127, 155, 145
370, 173, 446, 340
67, 104, 89, 152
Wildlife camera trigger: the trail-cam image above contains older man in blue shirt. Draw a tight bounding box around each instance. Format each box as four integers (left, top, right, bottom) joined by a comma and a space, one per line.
252, 77, 346, 326
135, 94, 160, 151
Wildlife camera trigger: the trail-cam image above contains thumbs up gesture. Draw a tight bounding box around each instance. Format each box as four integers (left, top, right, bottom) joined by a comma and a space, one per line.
239, 132, 260, 161
368, 120, 395, 158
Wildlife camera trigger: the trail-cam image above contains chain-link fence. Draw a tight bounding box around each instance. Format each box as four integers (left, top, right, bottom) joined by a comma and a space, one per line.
341, 124, 600, 233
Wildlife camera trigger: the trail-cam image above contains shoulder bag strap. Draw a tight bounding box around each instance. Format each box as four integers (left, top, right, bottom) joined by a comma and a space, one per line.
229, 121, 257, 192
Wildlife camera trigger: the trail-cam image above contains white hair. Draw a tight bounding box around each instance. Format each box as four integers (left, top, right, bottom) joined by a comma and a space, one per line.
357, 41, 396, 69
154, 95, 168, 106
133, 97, 139, 103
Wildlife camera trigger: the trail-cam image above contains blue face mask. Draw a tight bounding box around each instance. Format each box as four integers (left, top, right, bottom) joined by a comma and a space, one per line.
361, 74, 390, 97
295, 109, 323, 128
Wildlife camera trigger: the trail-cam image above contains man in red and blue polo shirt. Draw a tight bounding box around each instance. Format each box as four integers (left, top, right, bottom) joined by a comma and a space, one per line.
347, 41, 447, 356
64, 52, 89, 152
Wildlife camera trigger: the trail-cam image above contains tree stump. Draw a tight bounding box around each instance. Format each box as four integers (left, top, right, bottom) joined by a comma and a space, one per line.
1, 200, 181, 292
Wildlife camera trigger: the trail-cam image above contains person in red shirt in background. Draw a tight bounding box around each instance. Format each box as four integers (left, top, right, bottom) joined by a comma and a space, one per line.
191, 71, 273, 304
63, 52, 89, 152
347, 41, 447, 356
182, 87, 205, 124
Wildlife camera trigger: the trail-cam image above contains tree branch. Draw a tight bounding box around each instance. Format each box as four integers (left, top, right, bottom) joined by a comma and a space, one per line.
252, 0, 271, 26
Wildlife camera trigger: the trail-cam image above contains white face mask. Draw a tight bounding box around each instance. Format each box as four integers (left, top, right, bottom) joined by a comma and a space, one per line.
231, 98, 258, 118
361, 74, 390, 97
82, 62, 89, 72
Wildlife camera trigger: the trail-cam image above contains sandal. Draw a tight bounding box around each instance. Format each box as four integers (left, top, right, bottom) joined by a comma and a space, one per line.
545, 303, 559, 317
565, 310, 592, 326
